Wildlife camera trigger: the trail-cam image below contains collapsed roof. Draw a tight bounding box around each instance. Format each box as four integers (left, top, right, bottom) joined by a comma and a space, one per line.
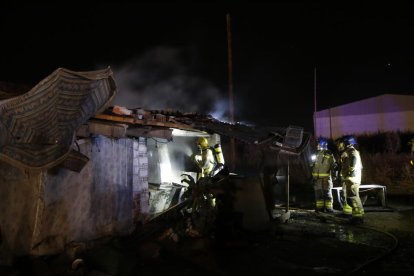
92, 107, 310, 156
0, 67, 116, 169
0, 67, 310, 170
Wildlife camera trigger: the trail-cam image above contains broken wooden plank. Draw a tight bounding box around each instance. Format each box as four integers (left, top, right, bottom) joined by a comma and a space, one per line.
93, 114, 195, 131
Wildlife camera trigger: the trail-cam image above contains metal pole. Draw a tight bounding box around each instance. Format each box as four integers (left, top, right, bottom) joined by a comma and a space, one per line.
286, 158, 290, 213
313, 67, 317, 137
226, 13, 236, 171
226, 14, 235, 123
329, 108, 332, 140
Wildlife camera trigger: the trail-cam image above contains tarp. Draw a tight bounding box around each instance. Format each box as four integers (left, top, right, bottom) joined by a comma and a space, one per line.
0, 67, 116, 169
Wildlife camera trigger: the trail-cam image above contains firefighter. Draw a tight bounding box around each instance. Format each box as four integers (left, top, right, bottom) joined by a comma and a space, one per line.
192, 137, 216, 179
310, 137, 337, 213
335, 135, 364, 224
408, 138, 414, 166
409, 137, 414, 157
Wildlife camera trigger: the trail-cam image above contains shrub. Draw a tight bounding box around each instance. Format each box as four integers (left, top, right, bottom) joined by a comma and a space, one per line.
356, 131, 414, 195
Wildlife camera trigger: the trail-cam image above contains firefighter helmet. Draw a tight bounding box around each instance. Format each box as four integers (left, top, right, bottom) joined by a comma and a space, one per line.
197, 137, 209, 149
342, 135, 357, 146
317, 137, 328, 150
335, 135, 356, 151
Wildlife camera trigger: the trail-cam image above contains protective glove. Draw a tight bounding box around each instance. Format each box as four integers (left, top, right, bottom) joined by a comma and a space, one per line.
191, 154, 201, 163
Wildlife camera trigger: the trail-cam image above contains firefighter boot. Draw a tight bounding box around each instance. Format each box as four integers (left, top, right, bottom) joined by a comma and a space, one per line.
342, 202, 352, 217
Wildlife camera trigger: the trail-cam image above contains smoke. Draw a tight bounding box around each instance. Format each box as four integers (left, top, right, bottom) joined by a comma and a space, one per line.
111, 46, 228, 120
210, 99, 229, 121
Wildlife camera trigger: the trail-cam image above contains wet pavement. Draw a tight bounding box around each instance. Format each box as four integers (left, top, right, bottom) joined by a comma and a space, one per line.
1, 195, 413, 275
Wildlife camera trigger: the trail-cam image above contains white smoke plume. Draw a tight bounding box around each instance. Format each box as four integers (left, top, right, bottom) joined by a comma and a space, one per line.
111, 46, 228, 120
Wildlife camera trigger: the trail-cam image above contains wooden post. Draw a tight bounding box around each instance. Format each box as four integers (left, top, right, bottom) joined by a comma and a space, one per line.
226, 13, 236, 171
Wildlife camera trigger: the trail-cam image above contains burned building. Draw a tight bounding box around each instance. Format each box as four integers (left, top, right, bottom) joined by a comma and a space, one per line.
0, 68, 312, 263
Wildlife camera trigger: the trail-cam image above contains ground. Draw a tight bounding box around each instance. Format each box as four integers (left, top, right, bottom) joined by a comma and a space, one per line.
1, 195, 413, 275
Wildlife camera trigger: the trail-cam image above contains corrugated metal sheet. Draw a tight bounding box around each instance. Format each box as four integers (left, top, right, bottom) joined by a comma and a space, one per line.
0, 67, 116, 169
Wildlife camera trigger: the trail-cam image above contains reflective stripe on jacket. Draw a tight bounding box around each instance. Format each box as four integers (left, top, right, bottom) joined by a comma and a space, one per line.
339, 146, 362, 184
311, 150, 336, 179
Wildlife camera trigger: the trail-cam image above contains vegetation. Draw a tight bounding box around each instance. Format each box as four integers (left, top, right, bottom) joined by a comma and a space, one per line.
346, 131, 414, 195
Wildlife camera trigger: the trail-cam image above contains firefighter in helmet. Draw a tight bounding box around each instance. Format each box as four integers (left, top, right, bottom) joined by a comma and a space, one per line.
193, 137, 217, 179
335, 135, 364, 224
310, 137, 337, 213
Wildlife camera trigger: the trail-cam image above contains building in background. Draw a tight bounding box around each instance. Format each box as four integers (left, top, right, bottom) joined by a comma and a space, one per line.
314, 94, 414, 139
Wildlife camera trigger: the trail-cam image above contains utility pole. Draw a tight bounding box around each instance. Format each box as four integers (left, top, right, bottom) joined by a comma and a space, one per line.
226, 13, 236, 171
226, 13, 235, 124
313, 67, 317, 138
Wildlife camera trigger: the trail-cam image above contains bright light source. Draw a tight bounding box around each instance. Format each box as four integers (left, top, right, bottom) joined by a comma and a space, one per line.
311, 154, 316, 161
160, 162, 173, 184
172, 129, 207, 137
158, 143, 173, 185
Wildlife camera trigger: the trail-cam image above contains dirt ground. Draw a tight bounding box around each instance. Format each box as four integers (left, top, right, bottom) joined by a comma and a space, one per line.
1, 195, 413, 276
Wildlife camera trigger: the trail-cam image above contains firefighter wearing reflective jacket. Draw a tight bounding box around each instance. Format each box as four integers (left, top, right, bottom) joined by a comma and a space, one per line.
311, 138, 337, 213
193, 137, 216, 179
336, 135, 364, 224
193, 137, 225, 179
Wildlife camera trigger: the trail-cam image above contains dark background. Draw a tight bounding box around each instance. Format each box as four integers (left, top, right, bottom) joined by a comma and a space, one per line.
2, 1, 414, 132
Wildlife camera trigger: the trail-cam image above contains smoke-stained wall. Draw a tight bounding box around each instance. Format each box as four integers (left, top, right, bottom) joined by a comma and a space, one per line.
0, 135, 150, 259
0, 162, 42, 260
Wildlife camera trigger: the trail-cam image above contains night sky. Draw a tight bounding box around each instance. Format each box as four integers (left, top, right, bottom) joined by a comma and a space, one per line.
2, 1, 414, 132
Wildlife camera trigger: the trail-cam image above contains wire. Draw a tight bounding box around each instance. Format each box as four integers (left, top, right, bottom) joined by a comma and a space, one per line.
345, 225, 399, 276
